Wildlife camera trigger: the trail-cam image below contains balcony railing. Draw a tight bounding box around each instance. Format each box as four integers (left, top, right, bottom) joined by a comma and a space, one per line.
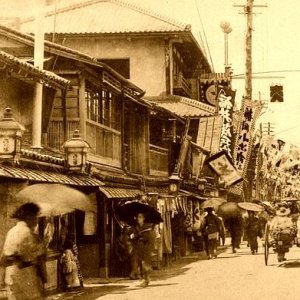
173, 72, 192, 98
86, 120, 121, 167
149, 144, 169, 177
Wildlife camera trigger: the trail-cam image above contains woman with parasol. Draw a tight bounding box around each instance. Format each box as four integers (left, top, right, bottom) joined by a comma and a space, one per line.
115, 200, 162, 288
238, 203, 265, 255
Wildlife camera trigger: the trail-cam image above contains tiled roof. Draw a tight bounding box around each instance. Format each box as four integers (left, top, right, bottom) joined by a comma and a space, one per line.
0, 164, 103, 186
0, 50, 70, 89
0, 24, 144, 94
21, 0, 190, 35
144, 95, 216, 118
99, 186, 142, 198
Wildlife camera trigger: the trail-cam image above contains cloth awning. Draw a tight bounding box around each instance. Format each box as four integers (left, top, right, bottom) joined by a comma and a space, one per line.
0, 165, 103, 187
99, 186, 143, 199
180, 189, 208, 201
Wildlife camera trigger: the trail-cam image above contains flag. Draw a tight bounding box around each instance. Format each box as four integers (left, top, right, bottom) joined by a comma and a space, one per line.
270, 85, 284, 102
230, 99, 263, 195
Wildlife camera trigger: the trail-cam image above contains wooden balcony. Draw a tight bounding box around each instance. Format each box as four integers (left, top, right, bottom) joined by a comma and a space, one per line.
86, 120, 121, 168
149, 144, 169, 177
173, 73, 192, 98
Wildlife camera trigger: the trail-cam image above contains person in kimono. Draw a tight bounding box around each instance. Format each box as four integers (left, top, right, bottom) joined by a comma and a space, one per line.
244, 211, 263, 254
1, 203, 47, 300
60, 235, 83, 290
130, 213, 155, 288
201, 207, 224, 259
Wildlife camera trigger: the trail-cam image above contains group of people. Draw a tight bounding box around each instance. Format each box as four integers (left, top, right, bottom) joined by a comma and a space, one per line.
0, 203, 84, 300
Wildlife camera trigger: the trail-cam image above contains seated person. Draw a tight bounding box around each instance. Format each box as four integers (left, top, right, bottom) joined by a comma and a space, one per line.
269, 202, 294, 262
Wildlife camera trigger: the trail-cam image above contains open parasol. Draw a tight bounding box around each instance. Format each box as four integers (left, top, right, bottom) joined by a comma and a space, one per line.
15, 183, 96, 217
201, 198, 226, 211
114, 201, 163, 225
238, 202, 265, 212
281, 197, 300, 202
217, 202, 241, 219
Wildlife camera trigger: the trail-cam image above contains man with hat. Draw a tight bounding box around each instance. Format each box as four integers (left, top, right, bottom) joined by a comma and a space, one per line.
269, 201, 295, 262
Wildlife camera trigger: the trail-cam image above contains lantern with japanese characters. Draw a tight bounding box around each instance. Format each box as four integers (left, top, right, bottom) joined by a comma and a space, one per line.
63, 130, 90, 173
0, 107, 25, 161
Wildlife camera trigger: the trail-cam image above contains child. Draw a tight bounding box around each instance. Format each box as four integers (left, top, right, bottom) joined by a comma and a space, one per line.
60, 238, 82, 290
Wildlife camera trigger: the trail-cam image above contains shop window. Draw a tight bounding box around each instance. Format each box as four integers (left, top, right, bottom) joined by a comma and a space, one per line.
86, 81, 121, 131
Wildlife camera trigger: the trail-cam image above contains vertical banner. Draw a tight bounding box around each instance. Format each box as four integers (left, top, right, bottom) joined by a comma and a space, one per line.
178, 135, 192, 177
230, 99, 263, 195
217, 86, 236, 156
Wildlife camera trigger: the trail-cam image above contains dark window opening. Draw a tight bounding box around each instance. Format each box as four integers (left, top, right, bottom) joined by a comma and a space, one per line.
99, 59, 130, 79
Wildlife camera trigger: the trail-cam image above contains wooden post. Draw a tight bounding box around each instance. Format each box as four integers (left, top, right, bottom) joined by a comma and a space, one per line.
32, 0, 45, 149
62, 89, 68, 142
78, 75, 87, 139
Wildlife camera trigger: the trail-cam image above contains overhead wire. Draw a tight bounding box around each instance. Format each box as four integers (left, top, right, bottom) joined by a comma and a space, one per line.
194, 0, 215, 72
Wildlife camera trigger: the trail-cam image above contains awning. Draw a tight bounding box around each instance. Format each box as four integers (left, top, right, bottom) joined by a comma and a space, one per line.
144, 95, 215, 118
180, 189, 208, 201
0, 165, 103, 187
99, 186, 143, 199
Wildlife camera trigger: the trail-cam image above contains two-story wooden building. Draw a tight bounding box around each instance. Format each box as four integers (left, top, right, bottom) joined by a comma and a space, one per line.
17, 0, 226, 272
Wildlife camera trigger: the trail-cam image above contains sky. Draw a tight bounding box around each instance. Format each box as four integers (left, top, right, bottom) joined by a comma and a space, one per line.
1, 0, 300, 144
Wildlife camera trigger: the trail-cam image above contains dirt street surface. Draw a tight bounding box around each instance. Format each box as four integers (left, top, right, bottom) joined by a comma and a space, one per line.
46, 242, 300, 300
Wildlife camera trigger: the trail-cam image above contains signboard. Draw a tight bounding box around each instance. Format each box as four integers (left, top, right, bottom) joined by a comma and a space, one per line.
196, 115, 222, 154
217, 86, 235, 156
207, 151, 242, 187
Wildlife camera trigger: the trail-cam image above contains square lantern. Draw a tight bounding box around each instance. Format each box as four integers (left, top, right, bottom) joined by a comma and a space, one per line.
63, 130, 90, 173
0, 107, 25, 161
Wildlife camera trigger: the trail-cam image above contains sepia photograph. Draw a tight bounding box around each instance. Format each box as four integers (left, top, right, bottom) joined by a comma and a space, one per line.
0, 0, 299, 299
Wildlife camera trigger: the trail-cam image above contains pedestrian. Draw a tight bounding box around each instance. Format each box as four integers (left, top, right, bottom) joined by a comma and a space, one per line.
60, 235, 83, 290
244, 211, 263, 254
201, 207, 224, 259
129, 213, 155, 288
226, 216, 244, 253
0, 202, 47, 300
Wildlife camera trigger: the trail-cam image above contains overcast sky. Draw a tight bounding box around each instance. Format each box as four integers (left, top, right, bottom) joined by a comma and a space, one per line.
1, 0, 300, 144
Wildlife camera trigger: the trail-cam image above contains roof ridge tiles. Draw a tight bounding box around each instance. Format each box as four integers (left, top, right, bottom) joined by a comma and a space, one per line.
21, 0, 190, 32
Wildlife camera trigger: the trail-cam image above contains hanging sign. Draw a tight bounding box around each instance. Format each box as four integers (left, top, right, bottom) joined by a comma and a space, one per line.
270, 85, 284, 103
217, 86, 235, 156
230, 99, 263, 195
207, 151, 242, 187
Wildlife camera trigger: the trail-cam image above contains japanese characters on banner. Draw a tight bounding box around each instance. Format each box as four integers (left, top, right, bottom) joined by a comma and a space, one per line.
217, 86, 236, 157
230, 99, 263, 195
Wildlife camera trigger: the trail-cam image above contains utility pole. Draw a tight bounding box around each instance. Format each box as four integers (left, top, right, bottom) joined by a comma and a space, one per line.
234, 0, 267, 101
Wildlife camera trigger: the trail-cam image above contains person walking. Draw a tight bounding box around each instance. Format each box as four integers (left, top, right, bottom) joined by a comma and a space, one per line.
0, 203, 47, 300
226, 216, 244, 253
244, 211, 263, 254
201, 207, 224, 259
129, 213, 155, 288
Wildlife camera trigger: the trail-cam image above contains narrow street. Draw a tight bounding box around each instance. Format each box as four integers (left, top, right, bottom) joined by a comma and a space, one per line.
50, 242, 300, 300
